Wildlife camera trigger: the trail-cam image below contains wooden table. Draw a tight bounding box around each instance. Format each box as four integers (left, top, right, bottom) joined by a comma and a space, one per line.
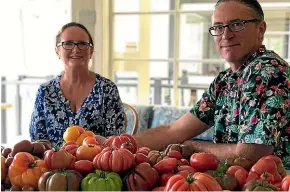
1, 103, 12, 110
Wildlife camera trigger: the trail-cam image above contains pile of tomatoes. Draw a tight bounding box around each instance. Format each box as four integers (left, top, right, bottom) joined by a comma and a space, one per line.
1, 125, 290, 191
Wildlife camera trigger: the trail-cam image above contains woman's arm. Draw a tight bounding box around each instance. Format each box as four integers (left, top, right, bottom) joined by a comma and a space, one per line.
29, 86, 48, 141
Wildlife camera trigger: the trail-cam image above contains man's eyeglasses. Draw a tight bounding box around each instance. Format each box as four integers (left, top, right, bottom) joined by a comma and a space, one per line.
209, 19, 259, 36
56, 41, 93, 50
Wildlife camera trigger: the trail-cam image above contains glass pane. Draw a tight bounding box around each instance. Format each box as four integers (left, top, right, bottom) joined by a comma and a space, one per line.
179, 13, 223, 75
1, 76, 51, 145
179, 4, 290, 75
113, 61, 175, 105
20, 1, 70, 76
180, 13, 218, 59
180, 2, 215, 11
114, 0, 174, 12
264, 10, 290, 60
150, 0, 174, 11
114, 14, 174, 59
114, 0, 139, 12
178, 63, 216, 107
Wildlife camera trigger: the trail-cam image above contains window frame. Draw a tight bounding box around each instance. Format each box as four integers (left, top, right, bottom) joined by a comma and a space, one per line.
106, 0, 290, 106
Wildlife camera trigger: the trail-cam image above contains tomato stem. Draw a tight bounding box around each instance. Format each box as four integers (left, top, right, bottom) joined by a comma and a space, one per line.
100, 171, 106, 178
28, 161, 36, 169
186, 173, 194, 183
52, 141, 63, 151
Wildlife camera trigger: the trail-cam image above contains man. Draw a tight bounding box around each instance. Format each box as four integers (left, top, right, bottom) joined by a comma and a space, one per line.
132, 0, 290, 169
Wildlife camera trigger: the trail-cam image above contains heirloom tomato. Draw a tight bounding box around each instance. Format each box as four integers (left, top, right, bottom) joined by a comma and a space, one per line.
76, 144, 102, 161
38, 169, 83, 191
63, 126, 95, 146
8, 152, 48, 189
103, 134, 137, 154
190, 152, 219, 172
164, 172, 222, 191
81, 170, 122, 191
93, 147, 135, 173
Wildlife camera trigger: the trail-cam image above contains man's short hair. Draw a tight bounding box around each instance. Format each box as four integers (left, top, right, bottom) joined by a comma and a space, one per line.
215, 0, 264, 21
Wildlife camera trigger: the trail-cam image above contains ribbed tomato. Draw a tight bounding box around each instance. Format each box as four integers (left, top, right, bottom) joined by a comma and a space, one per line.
281, 175, 290, 191
164, 172, 222, 191
103, 134, 137, 154
8, 152, 48, 189
93, 147, 135, 173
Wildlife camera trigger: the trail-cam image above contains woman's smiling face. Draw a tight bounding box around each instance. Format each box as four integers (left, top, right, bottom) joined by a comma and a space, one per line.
56, 26, 93, 69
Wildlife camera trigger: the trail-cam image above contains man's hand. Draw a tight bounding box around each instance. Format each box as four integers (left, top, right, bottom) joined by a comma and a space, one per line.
180, 140, 273, 162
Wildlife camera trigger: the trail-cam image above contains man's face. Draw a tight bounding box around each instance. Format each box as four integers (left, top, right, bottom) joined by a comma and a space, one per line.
212, 2, 266, 66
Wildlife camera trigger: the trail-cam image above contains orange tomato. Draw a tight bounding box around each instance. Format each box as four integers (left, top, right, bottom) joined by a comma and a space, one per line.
76, 145, 102, 161
63, 126, 95, 146
8, 152, 48, 189
82, 136, 100, 146
75, 131, 95, 146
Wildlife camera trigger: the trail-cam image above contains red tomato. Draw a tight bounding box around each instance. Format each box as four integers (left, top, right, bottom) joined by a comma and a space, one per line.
153, 158, 178, 173
250, 159, 277, 175
93, 147, 135, 173
136, 147, 151, 156
74, 160, 93, 174
246, 171, 259, 183
152, 186, 165, 191
165, 172, 222, 191
120, 142, 134, 153
177, 165, 196, 174
226, 165, 245, 176
190, 152, 219, 172
160, 172, 175, 186
103, 134, 137, 154
165, 175, 189, 191
61, 141, 78, 156
235, 168, 249, 189
281, 175, 290, 191
179, 158, 189, 166
273, 172, 282, 183
260, 172, 275, 184
226, 165, 249, 189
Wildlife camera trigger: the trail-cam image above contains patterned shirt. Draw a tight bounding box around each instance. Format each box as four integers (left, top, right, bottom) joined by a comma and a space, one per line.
29, 72, 125, 145
190, 46, 290, 169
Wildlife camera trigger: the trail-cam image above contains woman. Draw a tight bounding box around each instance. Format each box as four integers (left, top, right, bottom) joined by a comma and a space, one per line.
29, 22, 125, 145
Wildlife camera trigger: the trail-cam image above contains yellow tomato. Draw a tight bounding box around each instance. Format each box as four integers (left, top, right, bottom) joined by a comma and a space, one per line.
63, 126, 85, 143
63, 126, 95, 146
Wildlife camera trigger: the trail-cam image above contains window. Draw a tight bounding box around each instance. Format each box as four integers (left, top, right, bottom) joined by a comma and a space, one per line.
0, 0, 71, 145
110, 0, 290, 107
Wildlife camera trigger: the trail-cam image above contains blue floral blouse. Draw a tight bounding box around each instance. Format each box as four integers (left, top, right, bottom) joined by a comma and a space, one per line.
29, 72, 125, 145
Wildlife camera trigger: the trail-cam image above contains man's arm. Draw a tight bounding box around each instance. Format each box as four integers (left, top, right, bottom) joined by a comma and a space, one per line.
134, 77, 220, 150
183, 140, 273, 162
133, 112, 209, 150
